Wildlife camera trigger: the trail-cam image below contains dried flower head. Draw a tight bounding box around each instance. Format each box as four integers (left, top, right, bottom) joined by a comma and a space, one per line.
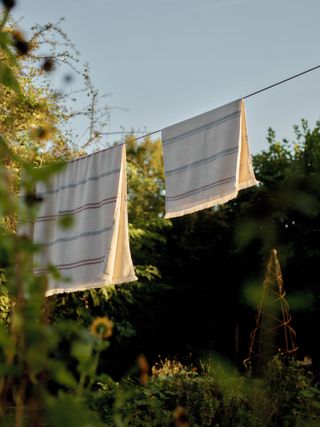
12, 30, 29, 56
152, 358, 196, 378
137, 354, 149, 385
90, 316, 113, 339
41, 58, 55, 73
298, 355, 313, 367
173, 406, 189, 427
24, 193, 43, 207
30, 125, 53, 141
1, 0, 16, 10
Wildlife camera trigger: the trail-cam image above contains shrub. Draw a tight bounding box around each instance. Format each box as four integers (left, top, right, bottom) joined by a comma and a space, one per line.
89, 359, 221, 426
88, 356, 320, 427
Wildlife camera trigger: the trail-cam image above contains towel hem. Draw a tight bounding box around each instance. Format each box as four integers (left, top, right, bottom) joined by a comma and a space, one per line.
164, 189, 239, 218
237, 178, 259, 191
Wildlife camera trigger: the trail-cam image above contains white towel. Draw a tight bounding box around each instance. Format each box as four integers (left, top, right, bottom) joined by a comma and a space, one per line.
161, 99, 258, 218
32, 144, 137, 296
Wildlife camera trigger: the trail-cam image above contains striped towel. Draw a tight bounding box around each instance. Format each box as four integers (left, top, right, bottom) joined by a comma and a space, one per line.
161, 99, 258, 218
32, 144, 137, 296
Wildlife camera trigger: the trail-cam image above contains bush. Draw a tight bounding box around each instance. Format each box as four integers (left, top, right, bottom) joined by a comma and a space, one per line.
88, 356, 320, 427
264, 356, 320, 427
89, 359, 221, 426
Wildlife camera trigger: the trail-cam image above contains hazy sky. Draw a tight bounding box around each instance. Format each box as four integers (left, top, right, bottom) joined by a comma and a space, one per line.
13, 0, 320, 153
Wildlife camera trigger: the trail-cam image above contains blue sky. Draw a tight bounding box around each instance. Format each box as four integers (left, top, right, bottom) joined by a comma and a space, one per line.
13, 0, 320, 153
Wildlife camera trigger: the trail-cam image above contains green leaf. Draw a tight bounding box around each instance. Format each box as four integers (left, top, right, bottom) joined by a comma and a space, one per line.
311, 400, 320, 410
0, 32, 18, 66
50, 362, 78, 389
0, 61, 20, 93
46, 393, 104, 427
58, 214, 74, 229
24, 160, 66, 181
0, 324, 11, 348
71, 341, 92, 364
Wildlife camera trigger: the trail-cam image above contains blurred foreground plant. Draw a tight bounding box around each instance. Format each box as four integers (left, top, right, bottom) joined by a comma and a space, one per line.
0, 5, 113, 426
0, 133, 111, 425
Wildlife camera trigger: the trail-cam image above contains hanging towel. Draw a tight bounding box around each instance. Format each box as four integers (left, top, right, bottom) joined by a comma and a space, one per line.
161, 99, 258, 218
32, 144, 137, 296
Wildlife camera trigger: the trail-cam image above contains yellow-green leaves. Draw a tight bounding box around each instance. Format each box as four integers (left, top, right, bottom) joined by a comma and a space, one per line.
0, 60, 20, 93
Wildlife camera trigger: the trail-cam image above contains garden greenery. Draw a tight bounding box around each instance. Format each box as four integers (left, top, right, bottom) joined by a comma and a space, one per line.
0, 2, 320, 426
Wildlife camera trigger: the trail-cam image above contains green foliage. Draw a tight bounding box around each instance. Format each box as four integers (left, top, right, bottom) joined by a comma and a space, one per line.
246, 121, 320, 251
89, 359, 221, 427
0, 279, 10, 324
126, 135, 165, 226
264, 356, 320, 427
0, 60, 19, 92
126, 134, 171, 279
0, 11, 20, 94
87, 356, 320, 427
46, 392, 105, 427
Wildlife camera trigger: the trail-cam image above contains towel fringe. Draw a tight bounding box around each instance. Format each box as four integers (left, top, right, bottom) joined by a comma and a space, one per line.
164, 189, 239, 218
237, 178, 259, 191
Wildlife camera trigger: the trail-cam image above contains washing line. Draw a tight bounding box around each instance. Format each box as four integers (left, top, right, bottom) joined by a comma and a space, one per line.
106, 63, 320, 145
242, 63, 320, 99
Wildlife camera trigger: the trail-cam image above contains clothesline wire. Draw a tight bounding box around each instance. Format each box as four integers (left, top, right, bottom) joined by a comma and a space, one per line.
117, 64, 320, 145
100, 131, 147, 135
242, 63, 320, 99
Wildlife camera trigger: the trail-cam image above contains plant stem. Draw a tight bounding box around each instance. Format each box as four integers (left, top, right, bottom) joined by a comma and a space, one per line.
0, 9, 9, 30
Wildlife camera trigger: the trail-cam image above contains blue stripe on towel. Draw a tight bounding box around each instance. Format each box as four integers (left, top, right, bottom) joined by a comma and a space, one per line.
166, 176, 235, 201
166, 146, 238, 176
163, 110, 240, 146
